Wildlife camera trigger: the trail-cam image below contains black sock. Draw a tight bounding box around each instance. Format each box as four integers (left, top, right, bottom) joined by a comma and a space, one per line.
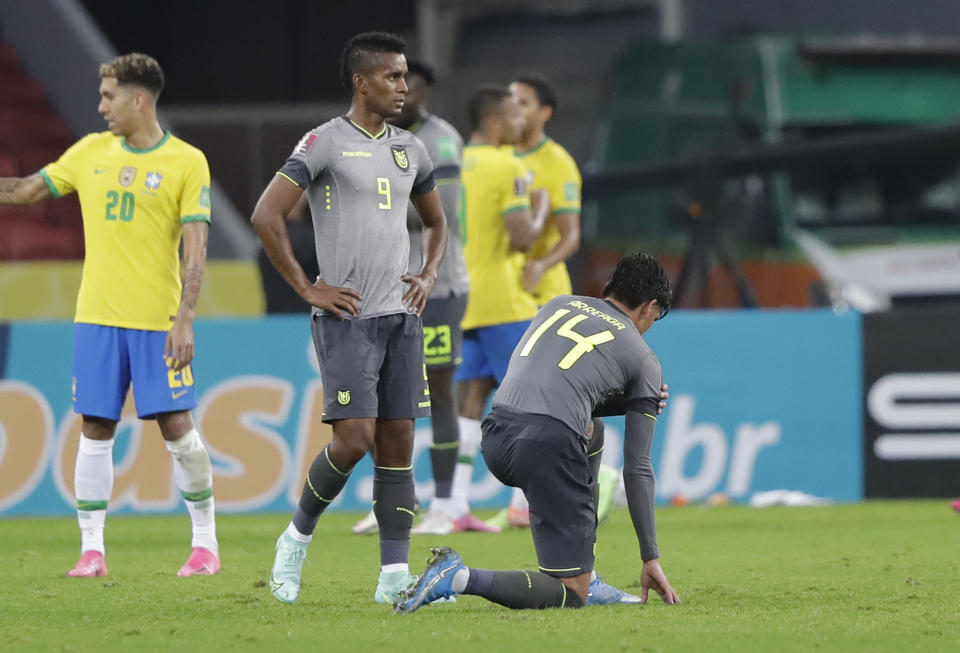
373, 466, 415, 566
429, 391, 459, 499
292, 444, 352, 535
463, 568, 584, 609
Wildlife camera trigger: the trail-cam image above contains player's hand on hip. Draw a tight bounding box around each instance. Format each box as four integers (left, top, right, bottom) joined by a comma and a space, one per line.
658, 383, 670, 415
640, 558, 680, 605
164, 320, 195, 371
521, 260, 545, 294
302, 280, 361, 320
400, 273, 433, 315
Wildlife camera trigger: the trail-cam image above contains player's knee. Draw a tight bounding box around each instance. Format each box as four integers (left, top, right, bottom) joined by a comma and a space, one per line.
330, 426, 374, 468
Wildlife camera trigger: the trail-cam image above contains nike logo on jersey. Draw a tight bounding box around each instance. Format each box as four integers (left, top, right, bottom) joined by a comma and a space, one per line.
171, 390, 189, 399
94, 168, 109, 174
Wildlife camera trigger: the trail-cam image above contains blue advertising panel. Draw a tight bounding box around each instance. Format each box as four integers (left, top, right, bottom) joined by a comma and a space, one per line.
0, 309, 862, 516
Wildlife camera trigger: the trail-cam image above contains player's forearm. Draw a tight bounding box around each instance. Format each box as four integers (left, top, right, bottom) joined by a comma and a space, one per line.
419, 220, 447, 281
0, 174, 50, 205
252, 211, 313, 297
530, 189, 550, 234
176, 223, 209, 322
623, 409, 660, 562
533, 214, 580, 270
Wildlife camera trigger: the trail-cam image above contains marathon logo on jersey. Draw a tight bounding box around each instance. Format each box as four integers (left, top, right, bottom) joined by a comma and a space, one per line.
118, 166, 137, 187
391, 145, 409, 171
294, 133, 318, 157
337, 390, 351, 405
145, 171, 163, 190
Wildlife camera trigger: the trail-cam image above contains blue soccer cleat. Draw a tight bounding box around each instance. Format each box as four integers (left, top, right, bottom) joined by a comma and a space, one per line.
394, 546, 464, 613
270, 531, 308, 604
585, 574, 642, 605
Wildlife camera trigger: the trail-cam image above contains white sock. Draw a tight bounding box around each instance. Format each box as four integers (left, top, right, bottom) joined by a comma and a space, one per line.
451, 567, 470, 593
449, 417, 481, 518
165, 429, 218, 553
380, 562, 409, 575
431, 497, 455, 516
509, 487, 529, 511
74, 435, 114, 554
286, 521, 312, 543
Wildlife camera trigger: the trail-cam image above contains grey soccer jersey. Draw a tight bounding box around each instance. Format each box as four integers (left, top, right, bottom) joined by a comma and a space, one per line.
407, 114, 468, 296
493, 294, 662, 438
278, 117, 436, 317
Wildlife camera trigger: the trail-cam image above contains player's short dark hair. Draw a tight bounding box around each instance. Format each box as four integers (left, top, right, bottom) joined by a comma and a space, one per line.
602, 251, 673, 319
99, 53, 164, 98
406, 59, 436, 86
340, 31, 407, 93
512, 71, 557, 111
468, 84, 511, 132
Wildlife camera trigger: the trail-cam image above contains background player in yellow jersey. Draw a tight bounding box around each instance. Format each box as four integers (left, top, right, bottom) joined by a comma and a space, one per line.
448, 85, 548, 530
0, 54, 219, 578
496, 72, 586, 528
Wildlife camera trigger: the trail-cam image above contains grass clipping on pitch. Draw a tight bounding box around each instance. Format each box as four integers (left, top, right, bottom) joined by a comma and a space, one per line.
1, 501, 958, 652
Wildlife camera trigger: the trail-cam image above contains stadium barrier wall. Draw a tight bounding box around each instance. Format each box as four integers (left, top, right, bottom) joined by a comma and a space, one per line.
863, 306, 960, 498
0, 309, 863, 516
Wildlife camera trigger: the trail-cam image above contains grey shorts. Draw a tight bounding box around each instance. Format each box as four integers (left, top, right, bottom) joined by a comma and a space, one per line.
311, 312, 430, 423
481, 408, 596, 578
421, 291, 467, 370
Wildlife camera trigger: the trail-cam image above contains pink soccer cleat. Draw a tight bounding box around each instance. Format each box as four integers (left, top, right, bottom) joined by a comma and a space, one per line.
177, 547, 221, 577
452, 512, 501, 533
507, 507, 530, 528
951, 499, 960, 513
67, 550, 108, 578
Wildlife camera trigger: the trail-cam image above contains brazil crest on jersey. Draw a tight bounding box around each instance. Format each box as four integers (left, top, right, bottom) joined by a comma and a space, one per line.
40, 131, 211, 331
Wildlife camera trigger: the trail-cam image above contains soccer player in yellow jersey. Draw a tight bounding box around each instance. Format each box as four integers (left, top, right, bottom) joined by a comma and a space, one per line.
496, 72, 586, 528
509, 73, 582, 302
0, 54, 219, 578
448, 85, 548, 530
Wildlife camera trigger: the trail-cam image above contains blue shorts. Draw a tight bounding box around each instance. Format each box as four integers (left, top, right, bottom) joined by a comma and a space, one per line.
454, 320, 531, 385
72, 323, 198, 420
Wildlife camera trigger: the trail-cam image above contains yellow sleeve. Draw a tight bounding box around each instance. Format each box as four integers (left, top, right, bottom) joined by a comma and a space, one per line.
547, 152, 582, 216
501, 157, 531, 216
39, 136, 93, 199
179, 149, 212, 223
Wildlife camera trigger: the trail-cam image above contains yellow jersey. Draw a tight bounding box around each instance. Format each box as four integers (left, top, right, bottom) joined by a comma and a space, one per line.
461, 144, 539, 330
515, 137, 581, 302
40, 131, 211, 331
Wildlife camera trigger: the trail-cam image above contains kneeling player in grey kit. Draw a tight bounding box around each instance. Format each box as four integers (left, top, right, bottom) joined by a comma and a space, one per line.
397, 252, 680, 611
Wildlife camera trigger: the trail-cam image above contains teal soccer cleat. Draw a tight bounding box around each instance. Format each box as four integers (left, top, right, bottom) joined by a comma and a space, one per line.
270, 531, 308, 604
374, 569, 419, 604
394, 547, 464, 613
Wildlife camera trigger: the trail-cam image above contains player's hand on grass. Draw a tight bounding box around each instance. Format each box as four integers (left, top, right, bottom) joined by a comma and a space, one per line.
658, 383, 670, 415
164, 319, 195, 371
640, 558, 680, 605
401, 272, 435, 315
302, 279, 361, 319
521, 260, 545, 294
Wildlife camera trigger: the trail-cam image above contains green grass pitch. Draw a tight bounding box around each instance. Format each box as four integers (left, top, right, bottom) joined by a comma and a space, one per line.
2, 501, 958, 652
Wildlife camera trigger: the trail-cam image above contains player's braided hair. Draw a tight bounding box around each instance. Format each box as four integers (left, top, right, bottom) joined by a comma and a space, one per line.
602, 251, 673, 319
340, 31, 407, 94
99, 53, 164, 98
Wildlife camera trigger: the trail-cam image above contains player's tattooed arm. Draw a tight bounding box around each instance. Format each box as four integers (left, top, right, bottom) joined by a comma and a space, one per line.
0, 173, 51, 205
179, 221, 209, 316
164, 221, 209, 371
